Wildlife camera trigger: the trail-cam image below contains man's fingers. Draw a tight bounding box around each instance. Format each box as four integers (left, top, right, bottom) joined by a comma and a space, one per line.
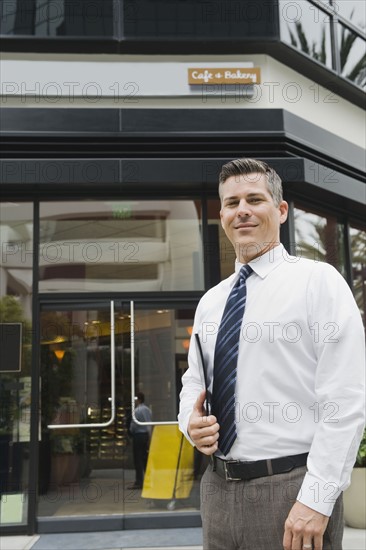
192, 390, 217, 425
190, 419, 219, 439
198, 441, 218, 456
193, 389, 207, 414
194, 425, 219, 455
283, 523, 292, 550
313, 530, 323, 550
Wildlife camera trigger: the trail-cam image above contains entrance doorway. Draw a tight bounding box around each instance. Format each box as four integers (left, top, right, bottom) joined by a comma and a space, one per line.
38, 300, 200, 525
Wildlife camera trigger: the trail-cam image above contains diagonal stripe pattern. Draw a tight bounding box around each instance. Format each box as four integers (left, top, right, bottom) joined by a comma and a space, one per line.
212, 264, 253, 456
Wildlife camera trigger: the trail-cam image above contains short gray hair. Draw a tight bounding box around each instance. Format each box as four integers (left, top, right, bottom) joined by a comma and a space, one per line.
219, 158, 283, 206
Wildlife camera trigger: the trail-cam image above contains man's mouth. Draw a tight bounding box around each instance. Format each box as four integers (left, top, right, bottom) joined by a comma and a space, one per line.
235, 222, 257, 229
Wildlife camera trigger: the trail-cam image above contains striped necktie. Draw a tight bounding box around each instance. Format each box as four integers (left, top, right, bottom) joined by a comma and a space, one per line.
212, 264, 253, 456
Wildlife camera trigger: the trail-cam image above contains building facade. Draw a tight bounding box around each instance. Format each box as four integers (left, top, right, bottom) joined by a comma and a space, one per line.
0, 0, 365, 535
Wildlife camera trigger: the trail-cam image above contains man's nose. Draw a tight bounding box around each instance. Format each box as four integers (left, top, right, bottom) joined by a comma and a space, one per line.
237, 199, 251, 216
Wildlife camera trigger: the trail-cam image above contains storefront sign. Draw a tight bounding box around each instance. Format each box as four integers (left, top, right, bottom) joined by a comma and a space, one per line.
188, 68, 261, 85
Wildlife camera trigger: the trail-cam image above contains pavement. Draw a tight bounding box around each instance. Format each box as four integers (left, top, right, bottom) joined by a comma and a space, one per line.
0, 526, 365, 550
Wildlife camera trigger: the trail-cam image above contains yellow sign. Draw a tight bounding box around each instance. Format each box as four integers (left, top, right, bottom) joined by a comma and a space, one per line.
188, 68, 261, 85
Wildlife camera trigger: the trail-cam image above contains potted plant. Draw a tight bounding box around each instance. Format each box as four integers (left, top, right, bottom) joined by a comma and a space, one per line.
50, 397, 82, 486
343, 428, 366, 528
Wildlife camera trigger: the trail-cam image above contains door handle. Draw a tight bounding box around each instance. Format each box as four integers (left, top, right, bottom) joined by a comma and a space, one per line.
48, 301, 116, 430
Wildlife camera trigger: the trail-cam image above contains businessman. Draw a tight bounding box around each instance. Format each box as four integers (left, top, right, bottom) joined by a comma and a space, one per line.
178, 158, 365, 550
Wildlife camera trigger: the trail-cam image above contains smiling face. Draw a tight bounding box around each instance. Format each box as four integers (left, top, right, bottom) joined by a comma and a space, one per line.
220, 172, 288, 263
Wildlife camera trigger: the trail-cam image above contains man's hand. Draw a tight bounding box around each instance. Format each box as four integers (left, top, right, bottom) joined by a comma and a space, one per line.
283, 501, 329, 550
188, 390, 219, 455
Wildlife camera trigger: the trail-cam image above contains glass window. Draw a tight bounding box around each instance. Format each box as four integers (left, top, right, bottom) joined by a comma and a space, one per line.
123, 0, 278, 40
293, 205, 347, 277
279, 0, 333, 69
0, 0, 114, 37
39, 201, 204, 292
338, 23, 366, 89
0, 202, 33, 526
333, 0, 366, 32
350, 224, 366, 326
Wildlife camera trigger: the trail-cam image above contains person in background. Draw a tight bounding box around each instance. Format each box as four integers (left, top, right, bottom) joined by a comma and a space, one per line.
178, 158, 365, 550
129, 392, 152, 490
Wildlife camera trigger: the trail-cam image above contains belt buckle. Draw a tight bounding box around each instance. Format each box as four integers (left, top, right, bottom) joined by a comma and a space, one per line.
224, 459, 241, 481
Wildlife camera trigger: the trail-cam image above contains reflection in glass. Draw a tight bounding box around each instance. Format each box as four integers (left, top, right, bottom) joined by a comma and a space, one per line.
333, 0, 366, 32
350, 225, 366, 326
39, 201, 204, 292
293, 206, 346, 277
338, 24, 366, 89
0, 202, 33, 526
279, 0, 333, 68
0, 0, 114, 37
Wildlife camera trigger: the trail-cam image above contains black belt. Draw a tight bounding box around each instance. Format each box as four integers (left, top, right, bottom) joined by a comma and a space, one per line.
211, 452, 308, 481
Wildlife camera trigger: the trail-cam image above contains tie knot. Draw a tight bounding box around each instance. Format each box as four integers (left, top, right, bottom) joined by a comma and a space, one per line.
239, 264, 253, 282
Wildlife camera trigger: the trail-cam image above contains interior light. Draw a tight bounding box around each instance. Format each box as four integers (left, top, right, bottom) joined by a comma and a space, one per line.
54, 349, 66, 361
182, 339, 190, 350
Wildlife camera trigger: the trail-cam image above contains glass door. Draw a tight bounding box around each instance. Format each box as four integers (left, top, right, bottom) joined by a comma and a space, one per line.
38, 299, 201, 523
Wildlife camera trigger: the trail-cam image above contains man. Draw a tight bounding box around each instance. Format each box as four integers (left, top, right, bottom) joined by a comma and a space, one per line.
178, 158, 365, 550
129, 392, 152, 489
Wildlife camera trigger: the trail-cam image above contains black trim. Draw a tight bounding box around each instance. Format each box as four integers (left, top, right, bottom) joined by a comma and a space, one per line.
37, 512, 201, 533
38, 294, 203, 308
28, 201, 39, 535
0, 157, 364, 208
1, 109, 365, 181
0, 35, 120, 53
284, 199, 295, 256
344, 220, 354, 289
0, 526, 29, 536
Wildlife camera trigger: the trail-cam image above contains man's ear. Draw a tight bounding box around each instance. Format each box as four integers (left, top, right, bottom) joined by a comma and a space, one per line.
279, 201, 289, 225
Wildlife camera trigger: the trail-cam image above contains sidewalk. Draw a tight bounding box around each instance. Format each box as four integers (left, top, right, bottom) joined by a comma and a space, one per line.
1, 527, 365, 550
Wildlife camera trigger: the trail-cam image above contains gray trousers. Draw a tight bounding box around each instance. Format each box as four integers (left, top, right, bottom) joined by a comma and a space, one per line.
200, 464, 344, 550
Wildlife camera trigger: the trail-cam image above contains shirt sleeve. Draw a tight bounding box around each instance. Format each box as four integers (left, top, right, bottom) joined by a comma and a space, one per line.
297, 263, 366, 516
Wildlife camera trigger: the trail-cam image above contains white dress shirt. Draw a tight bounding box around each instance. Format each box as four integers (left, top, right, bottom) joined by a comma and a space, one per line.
178, 244, 365, 516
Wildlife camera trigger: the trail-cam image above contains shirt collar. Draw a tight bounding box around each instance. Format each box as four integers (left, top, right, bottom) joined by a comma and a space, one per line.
235, 243, 285, 279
